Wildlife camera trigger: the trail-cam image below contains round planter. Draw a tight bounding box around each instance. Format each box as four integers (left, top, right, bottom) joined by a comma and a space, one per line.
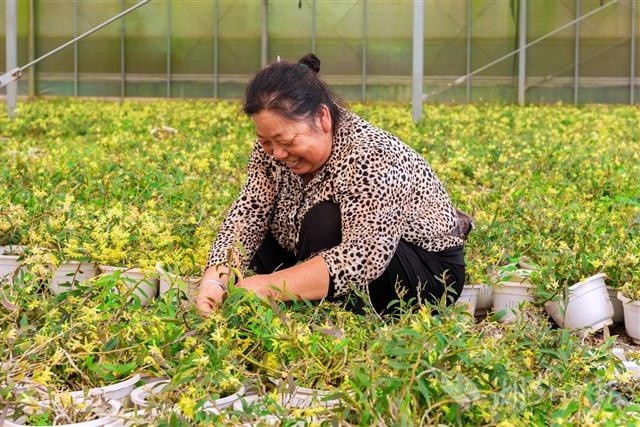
0, 245, 28, 284
455, 285, 479, 316
49, 261, 99, 295
268, 377, 340, 409
3, 399, 120, 427
130, 379, 245, 411
617, 292, 640, 345
68, 374, 141, 403
99, 266, 159, 306
543, 273, 613, 331
607, 286, 624, 323
492, 281, 535, 323
155, 263, 199, 304
474, 283, 493, 312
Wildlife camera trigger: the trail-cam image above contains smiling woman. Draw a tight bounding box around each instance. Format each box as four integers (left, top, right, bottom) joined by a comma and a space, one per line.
196, 53, 471, 317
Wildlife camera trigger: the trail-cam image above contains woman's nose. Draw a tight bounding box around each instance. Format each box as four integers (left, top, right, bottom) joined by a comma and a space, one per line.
272, 143, 287, 159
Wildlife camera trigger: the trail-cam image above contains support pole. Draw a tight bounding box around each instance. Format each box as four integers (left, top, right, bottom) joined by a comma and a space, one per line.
412, 0, 424, 122
466, 0, 472, 103
261, 0, 268, 67
120, 0, 125, 99
311, 0, 316, 53
28, 0, 35, 97
631, 0, 636, 104
167, 0, 172, 98
362, 0, 367, 101
574, 0, 580, 105
74, 0, 79, 97
214, 0, 219, 98
6, 0, 18, 117
517, 0, 527, 105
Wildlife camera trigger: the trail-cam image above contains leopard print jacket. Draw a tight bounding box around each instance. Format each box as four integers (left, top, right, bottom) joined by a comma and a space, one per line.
206, 108, 464, 297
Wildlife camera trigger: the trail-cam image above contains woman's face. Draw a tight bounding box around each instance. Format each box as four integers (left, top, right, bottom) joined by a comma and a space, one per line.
251, 106, 333, 179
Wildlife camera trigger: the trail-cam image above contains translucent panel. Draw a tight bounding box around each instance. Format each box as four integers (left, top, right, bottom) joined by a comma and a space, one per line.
526, 0, 576, 103
218, 1, 260, 76
0, 0, 636, 103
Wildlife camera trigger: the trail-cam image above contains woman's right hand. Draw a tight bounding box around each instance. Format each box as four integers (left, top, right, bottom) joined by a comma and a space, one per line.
195, 266, 229, 316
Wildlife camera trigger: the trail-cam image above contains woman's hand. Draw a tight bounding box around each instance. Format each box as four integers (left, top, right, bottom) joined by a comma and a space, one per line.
196, 267, 229, 316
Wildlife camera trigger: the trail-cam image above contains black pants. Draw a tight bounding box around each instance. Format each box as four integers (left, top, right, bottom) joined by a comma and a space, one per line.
249, 201, 465, 316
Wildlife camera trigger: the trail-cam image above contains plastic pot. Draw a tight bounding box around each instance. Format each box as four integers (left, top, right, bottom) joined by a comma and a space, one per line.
544, 273, 613, 331
455, 285, 479, 316
617, 292, 640, 345
3, 399, 121, 427
130, 379, 245, 411
155, 263, 199, 304
607, 286, 624, 323
99, 266, 159, 306
49, 261, 99, 295
0, 245, 28, 284
492, 281, 535, 323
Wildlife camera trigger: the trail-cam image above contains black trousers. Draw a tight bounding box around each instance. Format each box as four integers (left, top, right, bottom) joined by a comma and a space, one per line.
249, 201, 465, 316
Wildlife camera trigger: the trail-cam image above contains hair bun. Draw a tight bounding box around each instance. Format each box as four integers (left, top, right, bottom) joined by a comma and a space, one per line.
298, 53, 321, 74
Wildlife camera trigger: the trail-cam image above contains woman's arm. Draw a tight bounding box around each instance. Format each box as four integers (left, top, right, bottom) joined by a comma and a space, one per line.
238, 255, 330, 301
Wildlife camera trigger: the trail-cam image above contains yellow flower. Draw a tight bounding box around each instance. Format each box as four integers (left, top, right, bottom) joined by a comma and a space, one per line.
177, 394, 197, 418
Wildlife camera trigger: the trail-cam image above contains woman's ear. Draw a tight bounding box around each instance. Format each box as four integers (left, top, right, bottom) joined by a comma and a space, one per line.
318, 104, 332, 134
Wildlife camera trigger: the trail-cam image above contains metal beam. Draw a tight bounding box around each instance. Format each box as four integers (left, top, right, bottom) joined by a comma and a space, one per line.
517, 0, 526, 105
6, 0, 18, 117
167, 0, 172, 98
574, 0, 580, 105
412, 0, 424, 122
631, 0, 637, 104
466, 0, 472, 103
261, 0, 268, 66
214, 0, 219, 98
28, 0, 35, 97
311, 0, 316, 53
74, 0, 79, 97
362, 0, 367, 101
120, 0, 125, 99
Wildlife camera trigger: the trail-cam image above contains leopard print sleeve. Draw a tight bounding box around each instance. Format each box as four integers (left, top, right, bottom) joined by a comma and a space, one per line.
205, 145, 276, 271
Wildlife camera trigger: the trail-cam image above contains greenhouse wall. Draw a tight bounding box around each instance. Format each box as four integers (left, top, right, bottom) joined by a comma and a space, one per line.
1, 0, 638, 104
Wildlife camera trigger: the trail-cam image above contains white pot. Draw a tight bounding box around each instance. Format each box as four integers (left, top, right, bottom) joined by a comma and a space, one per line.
607, 286, 624, 323
0, 245, 28, 284
3, 399, 121, 427
455, 285, 479, 316
474, 283, 493, 312
268, 377, 340, 408
130, 379, 245, 410
68, 374, 141, 403
543, 273, 613, 331
49, 261, 99, 295
155, 264, 199, 303
617, 292, 640, 345
99, 266, 159, 306
492, 281, 535, 323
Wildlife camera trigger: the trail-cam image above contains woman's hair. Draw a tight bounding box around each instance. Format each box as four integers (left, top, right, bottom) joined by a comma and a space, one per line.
243, 53, 340, 133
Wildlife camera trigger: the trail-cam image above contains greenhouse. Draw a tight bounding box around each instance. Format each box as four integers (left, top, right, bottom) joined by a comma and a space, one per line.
1, 1, 640, 426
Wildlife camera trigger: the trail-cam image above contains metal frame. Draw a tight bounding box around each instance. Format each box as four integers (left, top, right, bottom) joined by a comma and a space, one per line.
261, 0, 268, 67
517, 0, 526, 105
631, 0, 637, 105
362, 0, 367, 101
5, 0, 17, 117
412, 0, 424, 122
466, 0, 472, 103
574, 0, 580, 105
167, 0, 172, 98
74, 0, 79, 97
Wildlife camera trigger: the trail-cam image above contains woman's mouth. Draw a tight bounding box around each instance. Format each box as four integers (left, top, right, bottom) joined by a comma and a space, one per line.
284, 158, 301, 169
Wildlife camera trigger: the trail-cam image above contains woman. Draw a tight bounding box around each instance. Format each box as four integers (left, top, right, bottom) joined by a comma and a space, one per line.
196, 53, 470, 317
